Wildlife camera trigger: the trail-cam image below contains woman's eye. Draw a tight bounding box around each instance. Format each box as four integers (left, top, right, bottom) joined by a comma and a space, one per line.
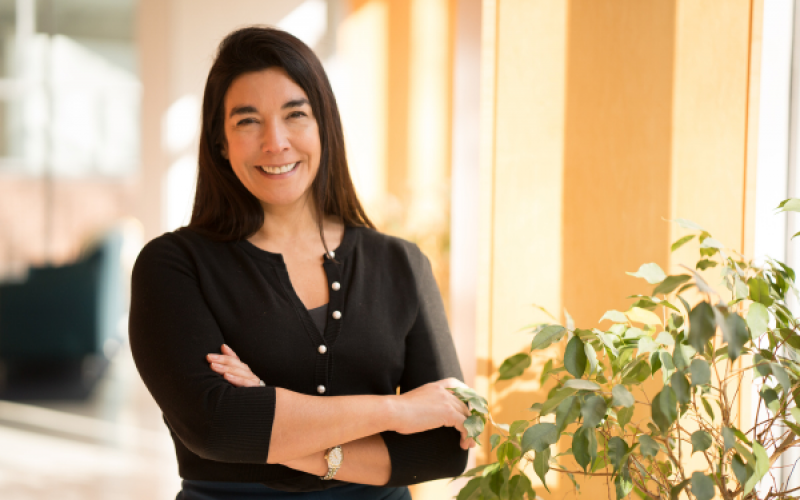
288, 111, 307, 119
236, 118, 258, 126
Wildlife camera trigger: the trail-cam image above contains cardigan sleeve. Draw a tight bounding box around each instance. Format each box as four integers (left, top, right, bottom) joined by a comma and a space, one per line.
128, 234, 276, 464
380, 246, 469, 485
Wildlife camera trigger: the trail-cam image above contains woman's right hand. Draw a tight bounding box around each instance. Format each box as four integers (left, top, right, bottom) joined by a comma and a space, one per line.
389, 378, 476, 450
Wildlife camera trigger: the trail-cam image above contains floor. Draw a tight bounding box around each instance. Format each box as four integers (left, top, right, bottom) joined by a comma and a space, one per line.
0, 345, 181, 500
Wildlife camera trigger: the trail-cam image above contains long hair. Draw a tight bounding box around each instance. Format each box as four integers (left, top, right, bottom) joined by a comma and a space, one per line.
189, 26, 374, 242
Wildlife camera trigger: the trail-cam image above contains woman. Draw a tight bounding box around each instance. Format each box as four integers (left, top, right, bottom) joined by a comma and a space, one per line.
129, 26, 471, 499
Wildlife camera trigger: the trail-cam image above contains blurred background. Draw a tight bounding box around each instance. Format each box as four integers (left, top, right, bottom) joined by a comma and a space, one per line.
0, 0, 796, 498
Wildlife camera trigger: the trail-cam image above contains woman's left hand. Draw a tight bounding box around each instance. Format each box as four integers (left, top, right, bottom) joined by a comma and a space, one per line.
206, 344, 262, 388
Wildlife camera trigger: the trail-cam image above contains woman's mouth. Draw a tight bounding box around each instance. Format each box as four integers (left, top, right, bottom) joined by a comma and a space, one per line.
257, 162, 299, 175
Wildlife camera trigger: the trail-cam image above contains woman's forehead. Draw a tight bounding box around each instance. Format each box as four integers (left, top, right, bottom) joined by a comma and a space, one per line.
224, 68, 309, 112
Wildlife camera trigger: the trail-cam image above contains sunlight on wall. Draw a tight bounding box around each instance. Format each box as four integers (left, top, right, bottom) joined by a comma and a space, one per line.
278, 0, 329, 50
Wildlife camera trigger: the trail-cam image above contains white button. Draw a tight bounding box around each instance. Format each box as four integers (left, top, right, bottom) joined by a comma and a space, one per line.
318, 345, 327, 354
332, 310, 342, 320
328, 251, 335, 259
317, 385, 326, 394
331, 282, 341, 291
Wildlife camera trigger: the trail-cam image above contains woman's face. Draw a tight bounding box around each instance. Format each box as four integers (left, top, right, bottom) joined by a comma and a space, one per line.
222, 67, 321, 212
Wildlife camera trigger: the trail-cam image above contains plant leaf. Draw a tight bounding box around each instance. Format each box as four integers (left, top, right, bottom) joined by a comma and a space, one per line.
690, 359, 711, 386
572, 428, 592, 471
490, 434, 501, 451
540, 387, 578, 415
464, 414, 485, 439
702, 397, 715, 420
626, 307, 663, 326
617, 406, 634, 429
656, 331, 675, 346
531, 325, 567, 351
652, 386, 677, 433
533, 447, 551, 493
722, 427, 736, 452
639, 434, 659, 457
612, 385, 635, 408
654, 275, 692, 295
746, 303, 769, 337
748, 277, 774, 307
497, 353, 531, 381
688, 302, 715, 355
670, 479, 690, 500
770, 362, 792, 392
722, 312, 750, 361
585, 342, 598, 375
744, 442, 770, 494
674, 218, 705, 230
776, 198, 800, 212
600, 310, 629, 324
521, 423, 558, 454
456, 476, 482, 500
555, 396, 581, 434
671, 371, 691, 405
671, 235, 695, 252
564, 379, 601, 391
691, 472, 715, 500
691, 430, 713, 454
608, 436, 629, 472
627, 263, 667, 284
581, 395, 607, 429
700, 238, 724, 249
732, 453, 752, 488
565, 336, 588, 378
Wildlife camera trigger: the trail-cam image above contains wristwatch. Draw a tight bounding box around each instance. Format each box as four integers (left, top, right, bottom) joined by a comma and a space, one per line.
321, 445, 343, 480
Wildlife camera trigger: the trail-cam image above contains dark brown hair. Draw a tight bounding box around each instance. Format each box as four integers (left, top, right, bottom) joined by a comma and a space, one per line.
188, 26, 373, 242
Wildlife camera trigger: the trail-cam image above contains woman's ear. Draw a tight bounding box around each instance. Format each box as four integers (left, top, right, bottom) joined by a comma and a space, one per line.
219, 143, 229, 160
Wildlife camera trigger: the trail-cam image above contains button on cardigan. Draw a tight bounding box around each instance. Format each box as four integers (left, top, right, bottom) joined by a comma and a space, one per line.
128, 225, 468, 492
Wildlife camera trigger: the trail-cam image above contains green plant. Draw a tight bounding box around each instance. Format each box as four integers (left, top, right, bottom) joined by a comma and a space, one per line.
453, 200, 800, 500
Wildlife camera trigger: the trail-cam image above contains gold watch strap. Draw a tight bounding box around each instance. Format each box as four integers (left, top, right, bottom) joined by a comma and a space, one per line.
321, 445, 343, 480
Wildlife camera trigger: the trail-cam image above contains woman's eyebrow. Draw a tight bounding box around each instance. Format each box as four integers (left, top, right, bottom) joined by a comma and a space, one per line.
229, 105, 258, 118
282, 98, 310, 109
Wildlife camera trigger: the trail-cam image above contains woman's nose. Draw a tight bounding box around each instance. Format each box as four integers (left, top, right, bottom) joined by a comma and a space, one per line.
261, 120, 290, 153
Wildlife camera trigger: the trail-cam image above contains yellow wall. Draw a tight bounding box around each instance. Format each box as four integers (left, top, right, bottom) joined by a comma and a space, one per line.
477, 0, 762, 497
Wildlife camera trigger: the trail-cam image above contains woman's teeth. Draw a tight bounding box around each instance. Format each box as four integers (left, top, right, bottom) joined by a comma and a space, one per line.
258, 162, 298, 174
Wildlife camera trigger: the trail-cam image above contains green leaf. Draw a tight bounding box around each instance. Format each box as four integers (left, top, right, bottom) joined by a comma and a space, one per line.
509, 473, 534, 500
760, 387, 779, 413
627, 263, 667, 284
722, 312, 750, 361
791, 407, 800, 423
671, 235, 695, 252
490, 433, 501, 451
723, 427, 736, 452
540, 387, 578, 415
464, 415, 485, 439
617, 406, 634, 428
585, 342, 598, 375
670, 479, 690, 500
555, 396, 581, 434
691, 472, 715, 500
509, 420, 528, 438
457, 476, 482, 500
533, 447, 551, 493
653, 275, 692, 296
563, 379, 601, 391
690, 358, 711, 386
639, 434, 659, 457
615, 467, 633, 499
572, 427, 596, 471
608, 436, 629, 472
776, 198, 800, 212
744, 441, 770, 494
701, 397, 715, 420
652, 387, 677, 433
600, 310, 629, 323
671, 371, 691, 405
689, 302, 715, 355
701, 237, 724, 249
732, 453, 752, 488
497, 353, 531, 381
748, 277, 774, 307
565, 336, 588, 378
746, 303, 769, 337
581, 395, 607, 428
656, 331, 675, 346
540, 359, 554, 386
611, 385, 635, 408
696, 259, 717, 270
531, 325, 567, 351
771, 363, 792, 392
672, 342, 694, 370
626, 307, 663, 326
521, 423, 558, 454
691, 430, 713, 454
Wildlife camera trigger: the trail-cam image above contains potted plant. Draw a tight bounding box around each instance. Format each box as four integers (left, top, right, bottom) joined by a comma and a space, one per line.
452, 200, 800, 500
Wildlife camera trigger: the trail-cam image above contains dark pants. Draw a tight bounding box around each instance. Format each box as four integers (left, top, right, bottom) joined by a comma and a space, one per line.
178, 480, 412, 500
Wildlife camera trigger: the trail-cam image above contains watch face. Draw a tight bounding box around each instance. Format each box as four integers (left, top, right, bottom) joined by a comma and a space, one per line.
328, 446, 343, 466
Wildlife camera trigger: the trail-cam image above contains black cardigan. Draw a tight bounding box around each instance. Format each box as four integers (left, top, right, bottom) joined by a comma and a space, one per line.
128, 226, 468, 491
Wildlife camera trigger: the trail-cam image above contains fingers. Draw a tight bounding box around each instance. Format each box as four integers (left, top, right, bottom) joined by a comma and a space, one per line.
222, 371, 262, 388
221, 344, 240, 360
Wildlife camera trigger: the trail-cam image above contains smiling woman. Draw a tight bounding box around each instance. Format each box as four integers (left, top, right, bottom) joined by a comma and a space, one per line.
128, 26, 470, 500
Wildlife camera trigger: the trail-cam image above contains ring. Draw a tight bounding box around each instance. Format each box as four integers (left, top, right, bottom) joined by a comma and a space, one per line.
259, 380, 265, 387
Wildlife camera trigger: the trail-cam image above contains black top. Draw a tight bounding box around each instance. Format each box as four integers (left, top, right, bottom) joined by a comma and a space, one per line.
129, 226, 468, 492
